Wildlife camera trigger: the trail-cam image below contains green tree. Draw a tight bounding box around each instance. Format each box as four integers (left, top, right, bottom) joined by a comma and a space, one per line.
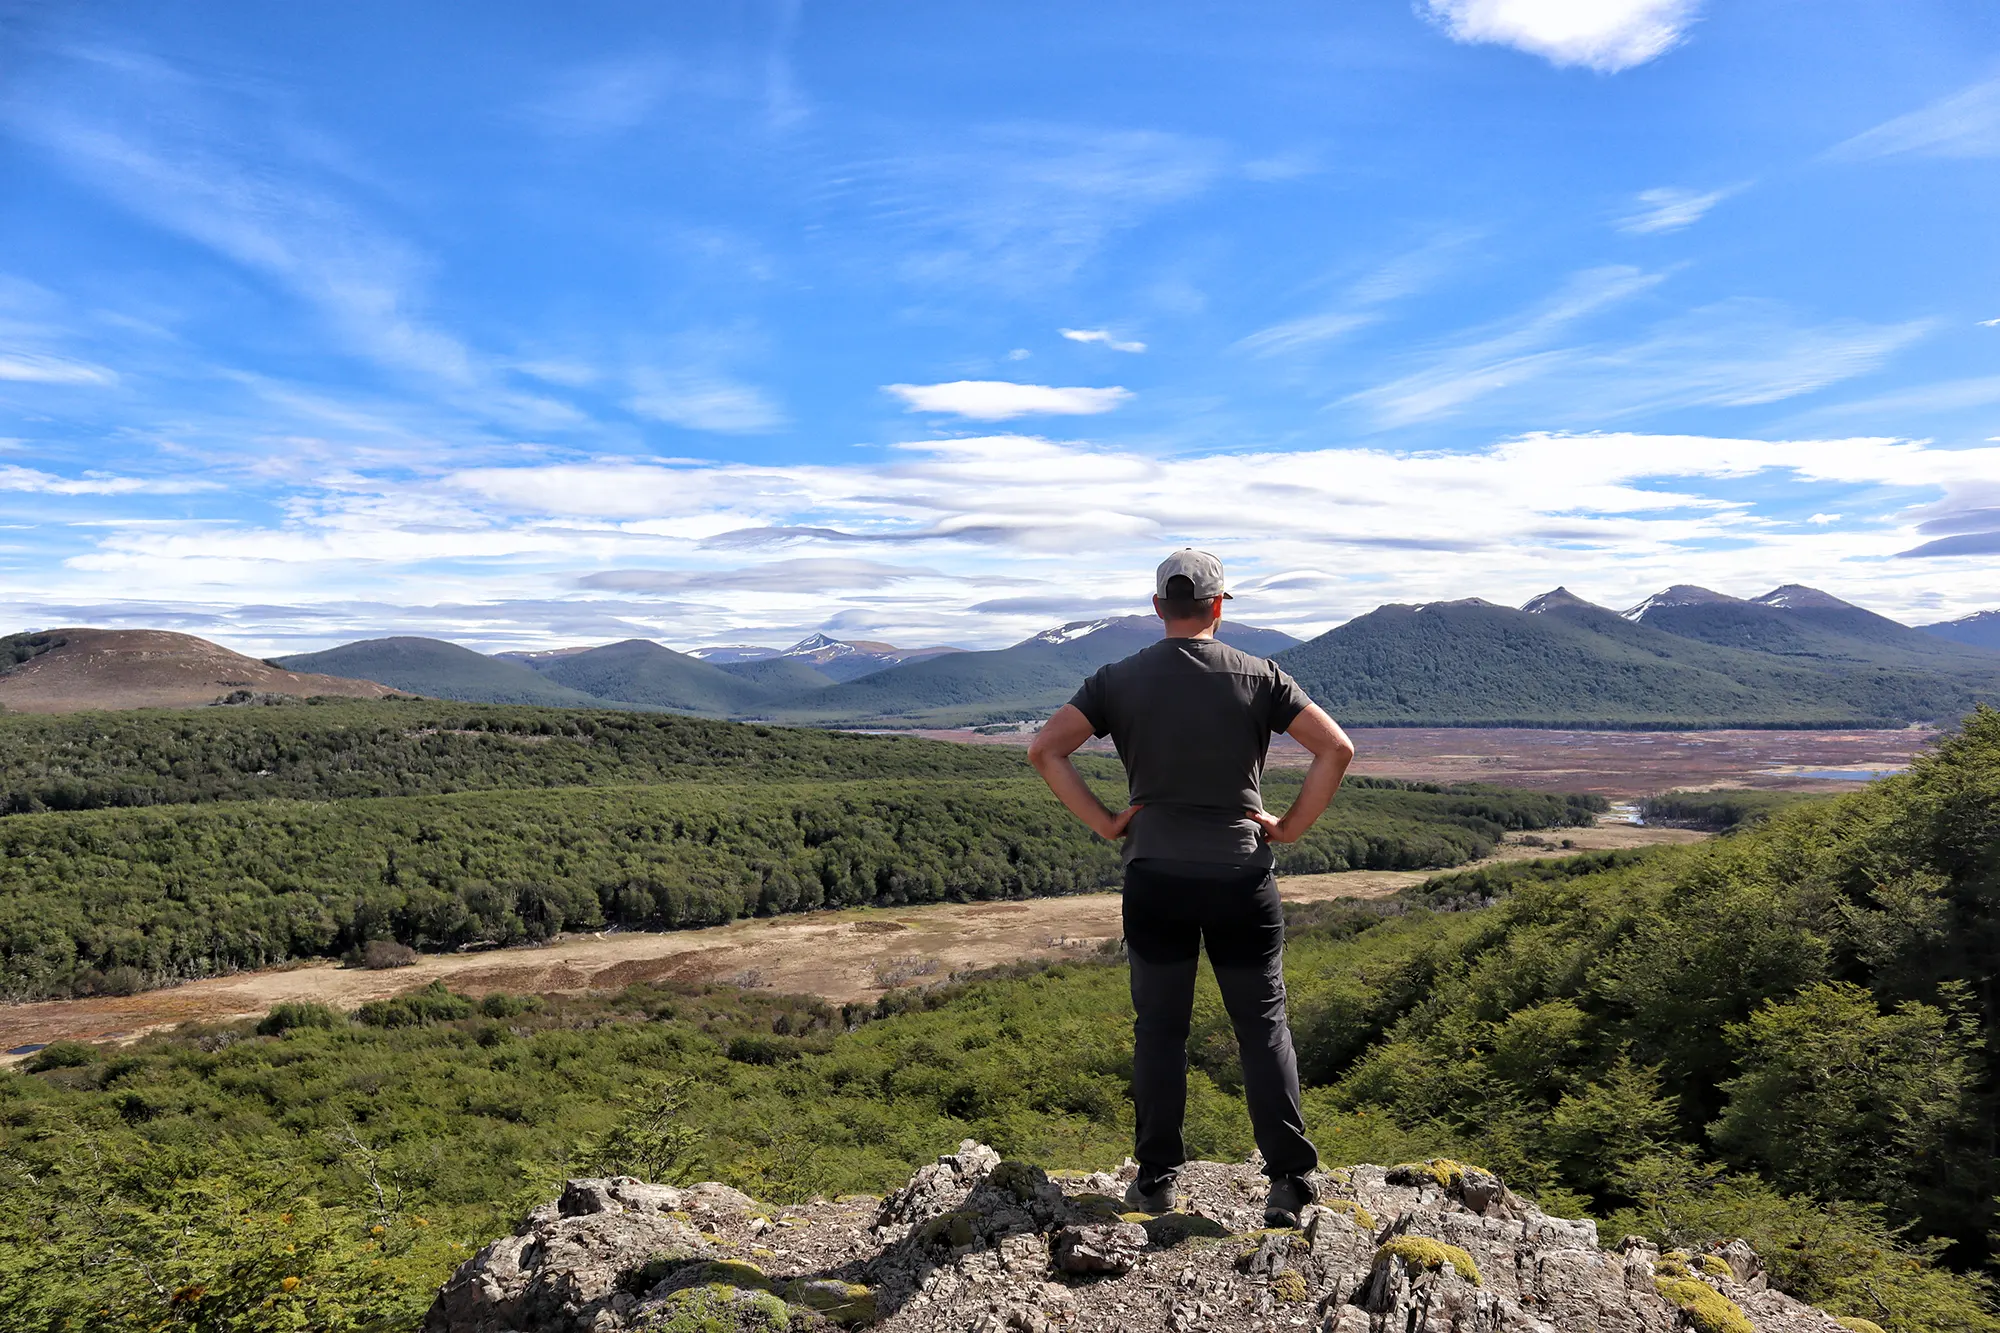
1713, 981, 1980, 1222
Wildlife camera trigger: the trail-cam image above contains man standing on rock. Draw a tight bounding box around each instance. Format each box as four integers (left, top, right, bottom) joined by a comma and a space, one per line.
1028, 548, 1355, 1228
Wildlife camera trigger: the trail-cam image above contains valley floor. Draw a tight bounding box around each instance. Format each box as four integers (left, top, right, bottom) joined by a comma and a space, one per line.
0, 820, 1702, 1056
908, 724, 1936, 794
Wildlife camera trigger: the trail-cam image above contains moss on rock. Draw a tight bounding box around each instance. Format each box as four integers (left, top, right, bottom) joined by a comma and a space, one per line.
1388, 1158, 1478, 1190
1374, 1237, 1482, 1287
1316, 1198, 1377, 1231
1835, 1320, 1887, 1333
1654, 1276, 1754, 1333
1269, 1269, 1310, 1303
634, 1283, 796, 1332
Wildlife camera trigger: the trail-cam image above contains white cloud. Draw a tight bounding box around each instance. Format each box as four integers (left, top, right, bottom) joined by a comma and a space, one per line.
0, 352, 118, 385
1807, 513, 1841, 524
883, 381, 1132, 420
1060, 328, 1147, 353
22, 429, 2000, 647
629, 376, 787, 433
1618, 185, 1735, 234
1006, 348, 1031, 361
1422, 0, 1700, 73
1832, 77, 2000, 161
1979, 318, 2000, 328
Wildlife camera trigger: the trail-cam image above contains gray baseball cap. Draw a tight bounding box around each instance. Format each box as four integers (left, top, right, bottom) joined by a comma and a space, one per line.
1155, 548, 1232, 600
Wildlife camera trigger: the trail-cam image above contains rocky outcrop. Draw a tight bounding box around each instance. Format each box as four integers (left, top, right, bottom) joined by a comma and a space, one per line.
425, 1144, 1863, 1332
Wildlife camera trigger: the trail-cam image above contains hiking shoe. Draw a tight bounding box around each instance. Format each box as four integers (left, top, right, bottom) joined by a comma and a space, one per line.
1124, 1171, 1177, 1214
1264, 1173, 1316, 1228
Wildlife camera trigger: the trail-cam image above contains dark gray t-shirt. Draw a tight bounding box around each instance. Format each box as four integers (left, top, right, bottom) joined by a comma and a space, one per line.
1068, 636, 1313, 869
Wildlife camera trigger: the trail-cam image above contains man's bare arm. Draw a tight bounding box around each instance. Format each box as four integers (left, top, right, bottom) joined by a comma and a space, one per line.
1248, 704, 1354, 845
1027, 704, 1141, 840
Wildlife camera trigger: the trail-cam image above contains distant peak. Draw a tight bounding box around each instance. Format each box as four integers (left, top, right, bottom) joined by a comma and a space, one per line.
1621, 585, 1740, 621
1522, 587, 1600, 615
782, 633, 855, 657
1032, 618, 1117, 645
1751, 584, 1859, 611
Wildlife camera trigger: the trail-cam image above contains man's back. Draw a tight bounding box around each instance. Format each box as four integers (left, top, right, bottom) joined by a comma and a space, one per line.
1069, 636, 1309, 868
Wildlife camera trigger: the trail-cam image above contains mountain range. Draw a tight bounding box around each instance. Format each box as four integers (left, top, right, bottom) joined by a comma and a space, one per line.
1277, 585, 1999, 727
1923, 608, 2000, 651
275, 616, 1301, 725
7, 586, 1995, 726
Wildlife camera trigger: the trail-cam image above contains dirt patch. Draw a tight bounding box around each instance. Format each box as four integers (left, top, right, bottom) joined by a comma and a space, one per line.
0, 820, 1703, 1057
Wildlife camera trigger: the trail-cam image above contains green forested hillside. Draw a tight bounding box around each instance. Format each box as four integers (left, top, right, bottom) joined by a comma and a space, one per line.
273, 638, 613, 706
531, 638, 795, 711
5, 711, 1996, 1332
0, 771, 1594, 1000
1275, 596, 1998, 725
0, 701, 1030, 814
1297, 708, 2000, 1274
758, 617, 1298, 725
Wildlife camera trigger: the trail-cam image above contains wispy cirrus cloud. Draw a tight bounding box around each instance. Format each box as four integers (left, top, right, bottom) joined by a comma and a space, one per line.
1349, 272, 1922, 428
1236, 312, 1378, 358
883, 381, 1131, 420
1421, 0, 1701, 73
1237, 233, 1474, 359
1618, 185, 1738, 234
1060, 328, 1146, 353
629, 375, 787, 433
1832, 76, 2000, 161
833, 125, 1223, 288
526, 54, 683, 134
1349, 265, 1664, 426
0, 465, 214, 495
0, 352, 118, 386
580, 558, 931, 594
1, 47, 584, 434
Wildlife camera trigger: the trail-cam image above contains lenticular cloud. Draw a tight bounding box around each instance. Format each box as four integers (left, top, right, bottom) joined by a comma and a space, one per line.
1422, 0, 1699, 73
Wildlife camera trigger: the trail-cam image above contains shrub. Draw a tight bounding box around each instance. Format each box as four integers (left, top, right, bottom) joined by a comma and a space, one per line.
476, 992, 541, 1019
257, 1002, 345, 1036
25, 1041, 98, 1072
355, 981, 473, 1028
358, 940, 419, 970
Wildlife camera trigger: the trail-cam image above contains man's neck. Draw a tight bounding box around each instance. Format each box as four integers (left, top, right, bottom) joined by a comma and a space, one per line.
1162, 620, 1219, 640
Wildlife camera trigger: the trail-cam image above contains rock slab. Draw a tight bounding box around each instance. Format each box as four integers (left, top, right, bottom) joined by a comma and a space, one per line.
426, 1145, 1862, 1332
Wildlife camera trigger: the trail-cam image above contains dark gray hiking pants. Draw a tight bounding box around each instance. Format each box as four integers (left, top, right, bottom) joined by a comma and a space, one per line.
1122, 859, 1318, 1183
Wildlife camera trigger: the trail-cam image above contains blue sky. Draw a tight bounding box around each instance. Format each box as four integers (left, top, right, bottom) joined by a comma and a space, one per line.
1, 0, 1997, 654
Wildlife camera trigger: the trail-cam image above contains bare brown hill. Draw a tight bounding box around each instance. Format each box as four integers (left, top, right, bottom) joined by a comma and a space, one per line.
0, 628, 399, 713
